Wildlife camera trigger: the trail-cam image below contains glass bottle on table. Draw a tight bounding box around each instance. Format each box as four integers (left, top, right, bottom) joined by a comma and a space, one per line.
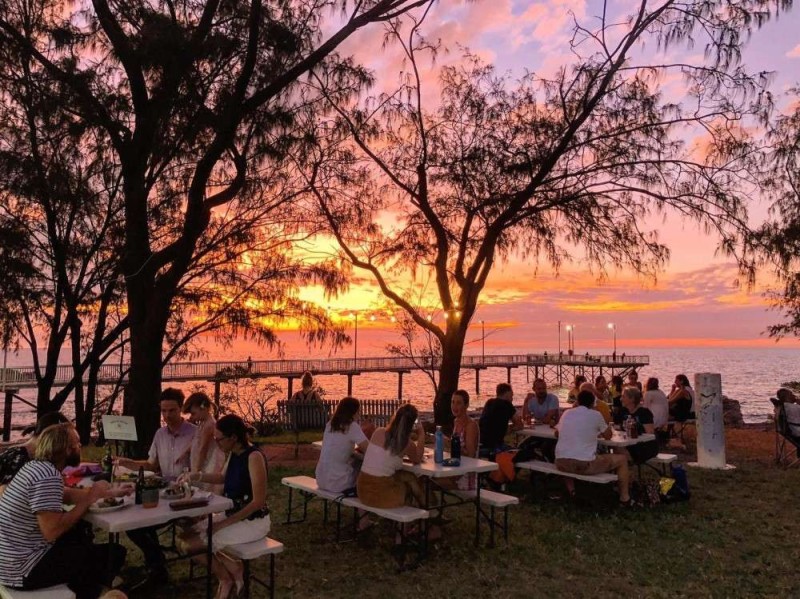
135, 466, 145, 505
102, 445, 113, 479
451, 431, 461, 461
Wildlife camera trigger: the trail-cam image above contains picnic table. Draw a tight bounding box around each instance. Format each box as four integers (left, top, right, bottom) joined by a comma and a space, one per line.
79, 475, 233, 599
311, 441, 499, 545
518, 424, 656, 447
401, 453, 498, 545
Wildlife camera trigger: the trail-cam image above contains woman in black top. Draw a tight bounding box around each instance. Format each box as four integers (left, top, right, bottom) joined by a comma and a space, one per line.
180, 415, 269, 599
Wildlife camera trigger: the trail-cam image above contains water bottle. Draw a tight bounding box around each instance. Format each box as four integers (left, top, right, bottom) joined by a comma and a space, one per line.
451, 431, 462, 461
434, 426, 444, 464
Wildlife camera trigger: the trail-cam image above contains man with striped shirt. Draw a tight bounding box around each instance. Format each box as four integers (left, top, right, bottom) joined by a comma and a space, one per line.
0, 423, 127, 598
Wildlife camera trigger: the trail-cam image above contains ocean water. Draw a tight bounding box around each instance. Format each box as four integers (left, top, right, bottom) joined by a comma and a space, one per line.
4, 346, 796, 435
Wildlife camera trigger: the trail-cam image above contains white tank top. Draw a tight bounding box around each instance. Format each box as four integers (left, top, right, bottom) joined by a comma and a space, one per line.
361, 439, 403, 477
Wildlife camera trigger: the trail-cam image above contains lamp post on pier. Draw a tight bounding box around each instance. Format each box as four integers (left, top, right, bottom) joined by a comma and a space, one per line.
480, 320, 485, 361
608, 322, 617, 357
565, 324, 575, 355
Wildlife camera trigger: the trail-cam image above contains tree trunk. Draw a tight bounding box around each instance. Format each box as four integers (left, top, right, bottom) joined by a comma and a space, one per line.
127, 321, 164, 456
434, 332, 466, 431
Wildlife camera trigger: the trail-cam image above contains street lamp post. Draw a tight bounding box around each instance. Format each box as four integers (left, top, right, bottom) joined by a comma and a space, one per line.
608, 323, 617, 356
350, 312, 359, 362
481, 320, 485, 361
565, 324, 574, 355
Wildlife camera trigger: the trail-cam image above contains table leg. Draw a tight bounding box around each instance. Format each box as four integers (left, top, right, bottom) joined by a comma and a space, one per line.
475, 476, 482, 546
206, 514, 213, 599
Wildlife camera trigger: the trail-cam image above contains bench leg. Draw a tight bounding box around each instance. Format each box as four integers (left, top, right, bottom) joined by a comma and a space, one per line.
503, 506, 509, 545
269, 554, 275, 599
284, 488, 312, 524
243, 559, 251, 599
489, 505, 496, 548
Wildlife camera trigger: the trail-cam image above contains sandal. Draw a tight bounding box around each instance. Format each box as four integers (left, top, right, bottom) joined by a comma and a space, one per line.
619, 498, 634, 508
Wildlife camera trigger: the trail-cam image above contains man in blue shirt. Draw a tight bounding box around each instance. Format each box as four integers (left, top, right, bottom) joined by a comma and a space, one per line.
522, 379, 560, 425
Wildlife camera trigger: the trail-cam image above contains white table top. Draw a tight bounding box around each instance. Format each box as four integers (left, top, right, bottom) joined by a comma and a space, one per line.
518, 425, 656, 447
312, 440, 497, 477
84, 494, 233, 533
401, 454, 497, 478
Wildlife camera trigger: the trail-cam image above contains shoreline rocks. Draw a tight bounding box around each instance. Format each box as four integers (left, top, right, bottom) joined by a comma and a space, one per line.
723, 395, 744, 428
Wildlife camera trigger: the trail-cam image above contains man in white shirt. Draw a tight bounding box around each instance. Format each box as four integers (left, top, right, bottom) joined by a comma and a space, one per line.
116, 388, 196, 585
555, 390, 631, 504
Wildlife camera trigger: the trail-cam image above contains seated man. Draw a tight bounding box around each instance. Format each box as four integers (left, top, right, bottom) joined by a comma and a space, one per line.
522, 379, 559, 426
776, 388, 800, 437
115, 388, 195, 585
0, 423, 127, 599
554, 390, 631, 504
478, 383, 523, 456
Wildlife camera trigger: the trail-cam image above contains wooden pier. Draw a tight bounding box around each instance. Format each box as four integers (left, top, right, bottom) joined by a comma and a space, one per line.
1, 352, 647, 398
1, 352, 647, 440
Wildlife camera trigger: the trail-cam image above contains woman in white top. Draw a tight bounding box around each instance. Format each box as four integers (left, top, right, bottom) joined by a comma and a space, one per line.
356, 404, 425, 508
181, 392, 226, 493
643, 377, 670, 430
316, 397, 369, 493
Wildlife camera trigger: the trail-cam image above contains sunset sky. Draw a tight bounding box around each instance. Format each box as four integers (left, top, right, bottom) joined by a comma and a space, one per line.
288, 0, 800, 355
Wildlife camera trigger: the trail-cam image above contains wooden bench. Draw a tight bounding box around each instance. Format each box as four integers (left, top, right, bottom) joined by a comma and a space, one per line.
0, 585, 75, 599
516, 460, 618, 483
223, 537, 284, 599
452, 489, 518, 546
276, 399, 404, 456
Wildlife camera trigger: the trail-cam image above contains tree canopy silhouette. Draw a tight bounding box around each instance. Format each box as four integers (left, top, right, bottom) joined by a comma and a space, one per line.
0, 0, 432, 449
302, 0, 784, 425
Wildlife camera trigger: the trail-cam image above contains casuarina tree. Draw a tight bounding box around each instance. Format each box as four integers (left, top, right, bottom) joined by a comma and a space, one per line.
302, 0, 784, 426
0, 0, 434, 450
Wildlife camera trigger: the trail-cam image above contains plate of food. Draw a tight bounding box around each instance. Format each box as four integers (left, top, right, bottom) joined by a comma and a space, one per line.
88, 497, 130, 513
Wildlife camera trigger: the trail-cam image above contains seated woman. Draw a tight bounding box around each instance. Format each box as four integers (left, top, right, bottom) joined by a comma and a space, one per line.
356, 404, 425, 509
567, 375, 587, 404
316, 397, 369, 494
439, 390, 479, 490
180, 392, 226, 494
180, 415, 269, 599
668, 374, 695, 422
618, 387, 659, 464
610, 375, 624, 423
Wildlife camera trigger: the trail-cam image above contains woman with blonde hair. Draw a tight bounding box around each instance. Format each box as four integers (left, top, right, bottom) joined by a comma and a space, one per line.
180, 392, 225, 493
289, 371, 322, 403
356, 404, 425, 508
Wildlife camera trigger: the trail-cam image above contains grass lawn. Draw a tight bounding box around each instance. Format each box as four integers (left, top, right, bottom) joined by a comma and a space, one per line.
87, 428, 800, 598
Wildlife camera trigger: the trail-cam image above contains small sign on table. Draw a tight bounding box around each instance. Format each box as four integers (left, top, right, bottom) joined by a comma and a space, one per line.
102, 415, 138, 442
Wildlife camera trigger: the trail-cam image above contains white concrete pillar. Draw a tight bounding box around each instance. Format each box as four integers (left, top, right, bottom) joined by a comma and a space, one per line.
690, 372, 734, 470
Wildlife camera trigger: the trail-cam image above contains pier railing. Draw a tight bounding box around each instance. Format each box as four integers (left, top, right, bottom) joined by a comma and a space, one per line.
0, 353, 649, 389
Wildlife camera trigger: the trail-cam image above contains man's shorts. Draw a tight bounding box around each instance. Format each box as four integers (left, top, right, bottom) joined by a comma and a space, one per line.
555, 454, 616, 475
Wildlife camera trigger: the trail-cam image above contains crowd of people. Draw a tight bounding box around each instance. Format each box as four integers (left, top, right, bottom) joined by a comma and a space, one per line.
0, 367, 698, 597
311, 369, 696, 541
0, 388, 270, 599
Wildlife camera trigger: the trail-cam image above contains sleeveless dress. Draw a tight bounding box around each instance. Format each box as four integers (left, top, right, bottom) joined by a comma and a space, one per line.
201, 445, 270, 553
357, 435, 422, 508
